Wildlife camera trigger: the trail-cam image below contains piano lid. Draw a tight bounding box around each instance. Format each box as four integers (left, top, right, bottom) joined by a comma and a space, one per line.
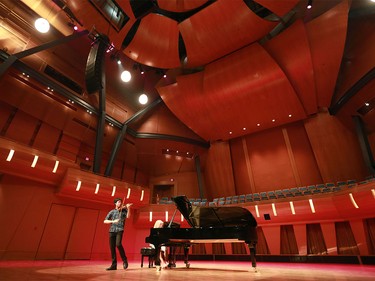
172, 196, 257, 228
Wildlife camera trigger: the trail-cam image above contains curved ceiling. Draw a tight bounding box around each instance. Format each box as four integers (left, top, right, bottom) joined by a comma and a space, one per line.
8, 0, 375, 143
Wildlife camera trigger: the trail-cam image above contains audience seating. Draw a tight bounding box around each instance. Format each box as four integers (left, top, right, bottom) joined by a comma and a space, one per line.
161, 177, 366, 208
245, 194, 253, 202
267, 191, 277, 199
275, 190, 285, 198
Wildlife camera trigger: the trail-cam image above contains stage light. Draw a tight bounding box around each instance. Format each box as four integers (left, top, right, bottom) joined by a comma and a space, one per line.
121, 70, 131, 82
307, 0, 312, 9
139, 94, 148, 104
35, 17, 50, 33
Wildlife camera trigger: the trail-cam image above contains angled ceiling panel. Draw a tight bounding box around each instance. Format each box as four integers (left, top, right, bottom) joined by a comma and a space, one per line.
263, 20, 317, 115
124, 13, 181, 68
255, 0, 299, 17
159, 43, 307, 141
179, 0, 277, 67
306, 0, 349, 107
157, 0, 208, 12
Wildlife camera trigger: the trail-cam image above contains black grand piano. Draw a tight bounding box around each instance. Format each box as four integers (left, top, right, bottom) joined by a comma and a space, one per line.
145, 195, 258, 270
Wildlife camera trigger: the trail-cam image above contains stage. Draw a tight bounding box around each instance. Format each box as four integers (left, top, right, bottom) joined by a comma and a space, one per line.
0, 260, 374, 281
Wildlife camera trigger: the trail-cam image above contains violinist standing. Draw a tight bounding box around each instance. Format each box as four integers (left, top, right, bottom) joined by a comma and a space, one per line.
104, 198, 132, 270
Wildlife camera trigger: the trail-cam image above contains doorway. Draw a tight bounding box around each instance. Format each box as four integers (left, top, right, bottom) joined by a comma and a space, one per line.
153, 184, 174, 204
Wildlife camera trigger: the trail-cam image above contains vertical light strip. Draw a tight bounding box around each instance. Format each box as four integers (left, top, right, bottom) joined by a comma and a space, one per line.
111, 186, 116, 197
289, 201, 296, 215
309, 199, 315, 213
255, 205, 260, 218
349, 193, 359, 208
127, 188, 131, 199
6, 149, 15, 161
52, 160, 59, 173
94, 183, 100, 194
76, 180, 82, 191
165, 211, 168, 222
31, 155, 39, 168
272, 203, 277, 216
140, 190, 144, 201
371, 189, 375, 199
181, 214, 184, 222
149, 211, 153, 222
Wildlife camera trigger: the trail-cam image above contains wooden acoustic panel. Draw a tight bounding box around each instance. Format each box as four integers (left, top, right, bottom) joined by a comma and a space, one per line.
179, 0, 277, 67
306, 0, 349, 107
159, 43, 307, 141
0, 137, 77, 185
263, 20, 317, 115
255, 0, 299, 17
157, 0, 207, 12
58, 168, 150, 208
125, 13, 181, 68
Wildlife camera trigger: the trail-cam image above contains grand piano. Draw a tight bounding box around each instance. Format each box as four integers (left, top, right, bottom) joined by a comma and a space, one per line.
146, 195, 258, 270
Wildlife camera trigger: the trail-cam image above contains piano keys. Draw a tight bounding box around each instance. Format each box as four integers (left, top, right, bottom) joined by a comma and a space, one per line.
145, 195, 258, 270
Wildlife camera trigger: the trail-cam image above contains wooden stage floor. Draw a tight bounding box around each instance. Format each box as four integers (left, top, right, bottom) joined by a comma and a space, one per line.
0, 260, 374, 281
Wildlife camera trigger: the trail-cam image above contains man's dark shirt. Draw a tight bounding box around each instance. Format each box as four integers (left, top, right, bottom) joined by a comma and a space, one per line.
105, 208, 128, 232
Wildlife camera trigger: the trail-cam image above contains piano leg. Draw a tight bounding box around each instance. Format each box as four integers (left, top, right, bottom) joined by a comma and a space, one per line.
183, 244, 190, 268
247, 242, 257, 272
167, 246, 177, 268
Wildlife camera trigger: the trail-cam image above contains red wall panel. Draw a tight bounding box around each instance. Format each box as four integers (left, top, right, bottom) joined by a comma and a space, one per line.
36, 204, 76, 259
286, 122, 323, 186
33, 123, 61, 154
0, 101, 14, 132
65, 208, 100, 259
5, 110, 38, 146
230, 138, 254, 195
246, 128, 296, 191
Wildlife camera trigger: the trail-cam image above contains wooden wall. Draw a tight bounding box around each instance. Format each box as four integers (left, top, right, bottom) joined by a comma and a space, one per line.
203, 109, 369, 198
0, 174, 143, 261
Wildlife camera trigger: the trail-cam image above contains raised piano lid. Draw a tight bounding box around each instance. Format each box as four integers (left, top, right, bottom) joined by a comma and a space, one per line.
172, 195, 257, 228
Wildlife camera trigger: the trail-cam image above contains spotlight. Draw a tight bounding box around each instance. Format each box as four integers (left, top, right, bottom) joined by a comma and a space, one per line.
121, 70, 131, 82
307, 0, 312, 9
35, 17, 50, 33
139, 65, 144, 74
139, 94, 148, 104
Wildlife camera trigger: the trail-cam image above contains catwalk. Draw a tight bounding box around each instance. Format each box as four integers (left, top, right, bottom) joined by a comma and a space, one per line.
0, 260, 374, 281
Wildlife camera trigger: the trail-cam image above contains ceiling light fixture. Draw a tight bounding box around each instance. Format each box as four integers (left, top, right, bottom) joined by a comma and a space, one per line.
35, 17, 50, 33
307, 0, 312, 9
121, 70, 131, 82
139, 94, 148, 104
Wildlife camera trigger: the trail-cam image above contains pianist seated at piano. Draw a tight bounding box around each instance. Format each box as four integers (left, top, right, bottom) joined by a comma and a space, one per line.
149, 220, 168, 268
146, 196, 258, 271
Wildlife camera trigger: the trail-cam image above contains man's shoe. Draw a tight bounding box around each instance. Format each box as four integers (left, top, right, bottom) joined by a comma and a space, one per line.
106, 265, 117, 271
123, 260, 128, 269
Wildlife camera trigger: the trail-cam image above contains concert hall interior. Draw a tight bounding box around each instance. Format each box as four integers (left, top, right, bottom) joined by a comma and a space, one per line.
0, 0, 375, 280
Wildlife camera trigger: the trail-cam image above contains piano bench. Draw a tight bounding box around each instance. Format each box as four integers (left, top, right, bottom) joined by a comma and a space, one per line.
140, 247, 156, 268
